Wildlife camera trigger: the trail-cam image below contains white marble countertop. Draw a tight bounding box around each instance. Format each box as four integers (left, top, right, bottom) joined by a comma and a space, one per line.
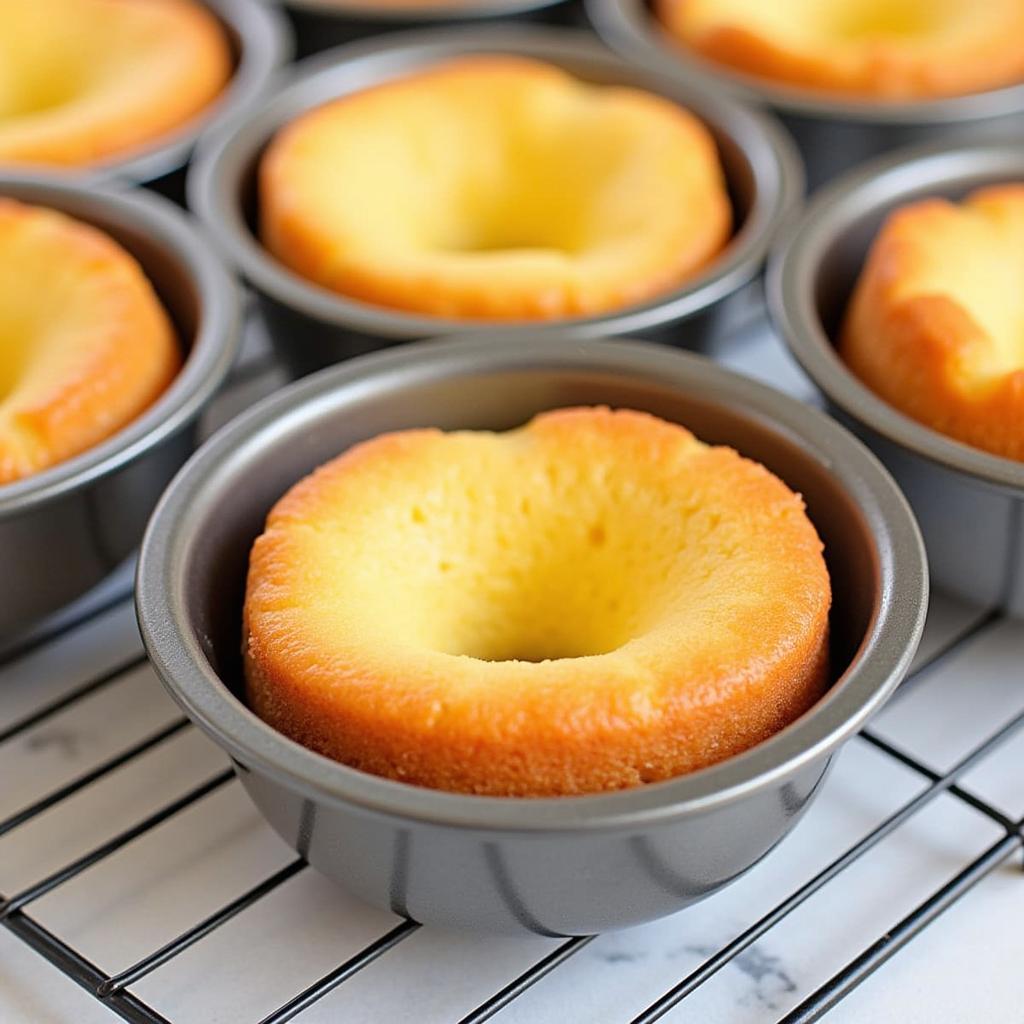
2, 316, 1022, 1023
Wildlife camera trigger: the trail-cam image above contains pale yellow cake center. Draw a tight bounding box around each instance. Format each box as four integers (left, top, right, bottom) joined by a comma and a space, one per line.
344, 473, 693, 664
889, 197, 1024, 380
0, 240, 48, 404
826, 0, 941, 41
0, 216, 114, 418
409, 508, 655, 663
281, 424, 780, 668
0, 70, 85, 121
681, 0, 980, 48
294, 90, 676, 263
0, 4, 119, 120
0, 0, 226, 131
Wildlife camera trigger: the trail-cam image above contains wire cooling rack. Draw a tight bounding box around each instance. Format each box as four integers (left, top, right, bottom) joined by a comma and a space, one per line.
1, 316, 1022, 1024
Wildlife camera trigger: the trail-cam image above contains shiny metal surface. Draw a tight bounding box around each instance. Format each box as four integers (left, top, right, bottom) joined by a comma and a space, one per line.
586, 0, 1024, 189
188, 28, 803, 377
136, 336, 927, 934
279, 0, 577, 56
769, 140, 1024, 615
0, 173, 242, 636
84, 0, 292, 191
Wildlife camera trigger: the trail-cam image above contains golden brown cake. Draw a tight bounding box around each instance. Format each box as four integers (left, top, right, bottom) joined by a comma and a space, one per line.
842, 185, 1024, 461
0, 199, 181, 484
242, 407, 831, 797
259, 57, 732, 320
0, 0, 231, 168
656, 0, 1024, 100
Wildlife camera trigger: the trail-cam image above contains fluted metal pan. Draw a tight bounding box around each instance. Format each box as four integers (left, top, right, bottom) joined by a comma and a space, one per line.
136, 335, 926, 934
586, 0, 1024, 190
188, 28, 803, 377
0, 173, 241, 636
770, 140, 1024, 615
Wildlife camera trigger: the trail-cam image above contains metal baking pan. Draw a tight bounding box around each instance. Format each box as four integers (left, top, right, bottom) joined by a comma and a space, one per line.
769, 140, 1024, 616
188, 27, 803, 378
0, 173, 241, 637
82, 0, 292, 198
586, 0, 1024, 190
136, 335, 927, 934
278, 0, 579, 58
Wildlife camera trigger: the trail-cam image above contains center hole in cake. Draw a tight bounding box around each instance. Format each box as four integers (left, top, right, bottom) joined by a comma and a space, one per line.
407, 110, 650, 260
0, 85, 81, 119
443, 225, 585, 257
429, 167, 621, 259
340, 447, 707, 664
436, 184, 594, 256
0, 295, 37, 402
422, 513, 639, 663
0, 349, 20, 402
0, 259, 86, 402
826, 0, 941, 39
0, 39, 90, 119
879, 195, 1024, 380
413, 507, 649, 662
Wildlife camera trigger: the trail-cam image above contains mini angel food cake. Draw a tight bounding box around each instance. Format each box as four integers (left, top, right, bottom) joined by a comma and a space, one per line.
242, 407, 831, 797
0, 199, 180, 484
842, 185, 1024, 461
0, 0, 231, 168
259, 58, 732, 320
656, 0, 1024, 99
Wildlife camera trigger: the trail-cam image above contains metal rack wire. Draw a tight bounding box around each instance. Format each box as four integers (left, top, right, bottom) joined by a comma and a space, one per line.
2, 343, 1022, 1024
